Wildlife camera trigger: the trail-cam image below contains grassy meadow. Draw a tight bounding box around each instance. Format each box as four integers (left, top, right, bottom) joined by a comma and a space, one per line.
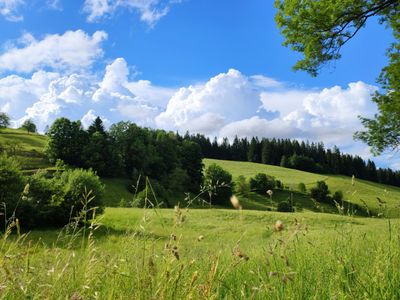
1, 129, 400, 299
2, 208, 400, 299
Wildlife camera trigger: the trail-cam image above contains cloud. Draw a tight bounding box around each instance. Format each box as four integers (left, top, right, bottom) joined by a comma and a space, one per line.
0, 30, 107, 73
0, 61, 385, 165
154, 69, 379, 161
1, 58, 173, 130
47, 0, 62, 11
156, 69, 267, 133
0, 0, 24, 21
83, 0, 180, 26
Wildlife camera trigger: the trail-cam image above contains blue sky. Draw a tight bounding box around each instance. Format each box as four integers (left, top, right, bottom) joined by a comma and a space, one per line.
0, 0, 397, 169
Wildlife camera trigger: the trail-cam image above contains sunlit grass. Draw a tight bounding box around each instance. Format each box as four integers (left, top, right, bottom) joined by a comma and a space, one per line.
1, 207, 399, 299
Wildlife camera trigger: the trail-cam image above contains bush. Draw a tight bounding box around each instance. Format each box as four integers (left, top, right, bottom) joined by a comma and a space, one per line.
249, 173, 275, 195
333, 190, 344, 202
58, 169, 105, 224
0, 155, 24, 217
310, 181, 330, 203
298, 182, 306, 193
277, 201, 293, 212
234, 175, 250, 196
275, 179, 283, 189
204, 164, 233, 206
133, 181, 168, 208
22, 171, 63, 228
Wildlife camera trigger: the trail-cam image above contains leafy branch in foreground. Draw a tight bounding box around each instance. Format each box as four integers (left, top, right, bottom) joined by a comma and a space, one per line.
275, 0, 400, 154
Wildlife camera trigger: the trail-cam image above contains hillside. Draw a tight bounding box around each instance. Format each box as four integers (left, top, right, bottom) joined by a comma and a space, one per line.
0, 128, 51, 170
1, 128, 399, 217
205, 158, 400, 218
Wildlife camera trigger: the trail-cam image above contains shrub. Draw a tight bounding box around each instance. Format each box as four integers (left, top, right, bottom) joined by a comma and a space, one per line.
333, 190, 344, 202
277, 201, 293, 212
133, 182, 168, 208
22, 171, 63, 228
249, 173, 275, 195
310, 181, 330, 203
204, 164, 233, 206
0, 155, 24, 217
298, 182, 306, 193
234, 175, 250, 196
58, 169, 105, 224
275, 179, 283, 189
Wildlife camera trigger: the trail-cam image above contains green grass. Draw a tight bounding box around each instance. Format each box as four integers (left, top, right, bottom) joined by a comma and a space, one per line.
0, 128, 51, 169
2, 207, 399, 299
102, 178, 134, 207
205, 158, 400, 217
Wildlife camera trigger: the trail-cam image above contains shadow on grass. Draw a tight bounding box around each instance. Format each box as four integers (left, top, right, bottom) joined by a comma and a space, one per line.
239, 190, 372, 217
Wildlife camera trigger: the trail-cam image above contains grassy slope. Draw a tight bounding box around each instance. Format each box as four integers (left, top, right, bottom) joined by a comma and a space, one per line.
0, 128, 51, 169
10, 208, 400, 298
1, 128, 399, 217
101, 178, 134, 207
205, 158, 400, 217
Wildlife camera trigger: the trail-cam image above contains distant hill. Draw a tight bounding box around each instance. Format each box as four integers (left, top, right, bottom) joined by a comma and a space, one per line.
0, 128, 51, 170
1, 129, 399, 217
205, 158, 400, 218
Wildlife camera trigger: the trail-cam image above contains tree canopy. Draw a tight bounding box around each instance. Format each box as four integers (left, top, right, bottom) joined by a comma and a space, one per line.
20, 119, 37, 134
0, 112, 10, 129
275, 0, 400, 154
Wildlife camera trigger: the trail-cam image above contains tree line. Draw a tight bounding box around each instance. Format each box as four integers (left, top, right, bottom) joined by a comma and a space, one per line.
45, 117, 204, 206
183, 134, 400, 187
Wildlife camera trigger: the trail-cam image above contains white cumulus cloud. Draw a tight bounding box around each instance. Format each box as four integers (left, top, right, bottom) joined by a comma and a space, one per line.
0, 30, 107, 73
1, 58, 175, 130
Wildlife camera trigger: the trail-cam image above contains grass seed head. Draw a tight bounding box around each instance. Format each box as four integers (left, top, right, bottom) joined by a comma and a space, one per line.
230, 195, 241, 210
274, 220, 284, 232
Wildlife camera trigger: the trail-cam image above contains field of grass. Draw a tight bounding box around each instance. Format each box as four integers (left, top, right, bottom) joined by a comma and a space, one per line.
0, 128, 51, 170
205, 159, 400, 218
1, 207, 399, 299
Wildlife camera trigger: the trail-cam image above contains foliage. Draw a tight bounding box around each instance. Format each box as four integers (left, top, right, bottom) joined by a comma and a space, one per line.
277, 201, 293, 212
0, 155, 24, 217
234, 175, 250, 196
204, 163, 233, 205
249, 173, 275, 195
46, 117, 204, 196
275, 0, 400, 153
288, 154, 322, 173
45, 118, 87, 166
333, 190, 344, 202
310, 181, 330, 203
58, 168, 105, 223
0, 112, 10, 129
20, 119, 37, 134
298, 182, 307, 193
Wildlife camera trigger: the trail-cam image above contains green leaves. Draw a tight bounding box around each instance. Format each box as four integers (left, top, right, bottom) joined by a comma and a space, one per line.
276, 0, 400, 153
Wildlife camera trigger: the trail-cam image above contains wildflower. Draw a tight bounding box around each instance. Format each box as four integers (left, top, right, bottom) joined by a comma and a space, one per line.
266, 190, 273, 196
230, 195, 242, 209
274, 220, 284, 232
197, 235, 204, 242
